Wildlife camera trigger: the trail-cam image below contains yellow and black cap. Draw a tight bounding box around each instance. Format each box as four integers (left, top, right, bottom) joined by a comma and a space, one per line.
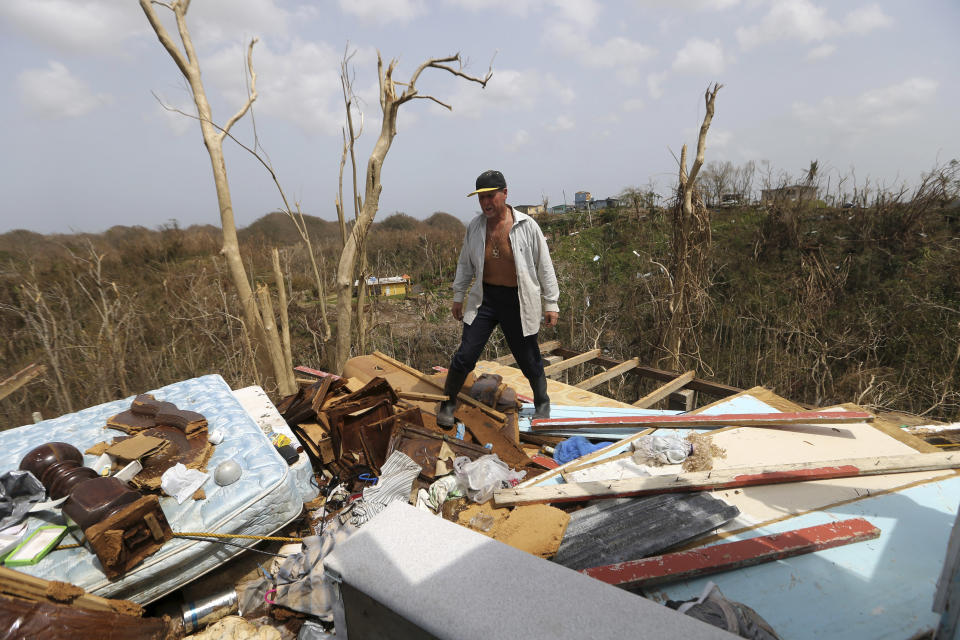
467, 170, 507, 197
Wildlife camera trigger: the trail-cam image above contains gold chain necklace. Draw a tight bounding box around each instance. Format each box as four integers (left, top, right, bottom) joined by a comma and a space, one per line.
488, 224, 507, 259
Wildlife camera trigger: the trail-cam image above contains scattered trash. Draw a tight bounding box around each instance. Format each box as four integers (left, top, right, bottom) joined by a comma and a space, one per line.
161, 462, 209, 504
214, 460, 242, 486
453, 454, 525, 503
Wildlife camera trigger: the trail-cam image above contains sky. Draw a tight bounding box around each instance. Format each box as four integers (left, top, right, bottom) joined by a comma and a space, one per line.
0, 0, 957, 235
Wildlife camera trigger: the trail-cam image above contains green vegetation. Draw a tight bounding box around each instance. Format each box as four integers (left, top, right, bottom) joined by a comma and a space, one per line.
2, 194, 958, 427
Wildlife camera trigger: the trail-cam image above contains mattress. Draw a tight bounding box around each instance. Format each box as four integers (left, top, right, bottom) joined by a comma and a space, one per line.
5, 374, 312, 603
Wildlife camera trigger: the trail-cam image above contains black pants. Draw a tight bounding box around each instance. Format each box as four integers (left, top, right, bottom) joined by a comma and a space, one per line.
449, 283, 545, 382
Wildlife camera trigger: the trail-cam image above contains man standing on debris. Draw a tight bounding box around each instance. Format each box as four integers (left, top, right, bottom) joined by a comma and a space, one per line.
437, 169, 560, 428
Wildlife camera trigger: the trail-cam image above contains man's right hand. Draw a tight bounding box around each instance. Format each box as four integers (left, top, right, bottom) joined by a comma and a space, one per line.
452, 301, 464, 321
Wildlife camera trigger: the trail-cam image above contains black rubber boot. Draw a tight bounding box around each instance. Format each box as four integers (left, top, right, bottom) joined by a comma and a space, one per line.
532, 374, 551, 420
437, 368, 468, 428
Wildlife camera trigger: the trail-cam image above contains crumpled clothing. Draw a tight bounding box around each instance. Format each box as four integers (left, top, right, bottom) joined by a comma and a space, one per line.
553, 436, 614, 465
361, 451, 421, 509
631, 433, 692, 465
270, 521, 353, 621
0, 471, 45, 530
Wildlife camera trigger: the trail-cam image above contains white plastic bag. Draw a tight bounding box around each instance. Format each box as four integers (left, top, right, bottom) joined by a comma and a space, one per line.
631, 433, 692, 465
452, 454, 525, 504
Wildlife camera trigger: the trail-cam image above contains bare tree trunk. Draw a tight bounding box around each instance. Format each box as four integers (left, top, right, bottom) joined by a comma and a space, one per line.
333, 52, 491, 373
272, 248, 293, 372
663, 83, 722, 372
140, 0, 295, 395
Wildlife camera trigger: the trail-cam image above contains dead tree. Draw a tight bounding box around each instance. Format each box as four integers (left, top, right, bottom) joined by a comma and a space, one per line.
663, 83, 722, 372
140, 0, 296, 395
333, 53, 491, 373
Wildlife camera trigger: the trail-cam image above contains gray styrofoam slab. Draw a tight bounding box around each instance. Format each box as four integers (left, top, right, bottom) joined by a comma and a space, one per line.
324, 502, 737, 640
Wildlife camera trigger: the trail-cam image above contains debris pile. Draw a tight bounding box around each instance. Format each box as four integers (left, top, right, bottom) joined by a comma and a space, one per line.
1, 347, 958, 639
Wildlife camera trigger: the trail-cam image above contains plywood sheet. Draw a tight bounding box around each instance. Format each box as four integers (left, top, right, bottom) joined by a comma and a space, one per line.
473, 361, 634, 408
526, 388, 952, 537
656, 397, 953, 534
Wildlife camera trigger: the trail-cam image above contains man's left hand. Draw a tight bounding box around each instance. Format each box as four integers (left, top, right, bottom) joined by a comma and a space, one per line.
543, 311, 559, 327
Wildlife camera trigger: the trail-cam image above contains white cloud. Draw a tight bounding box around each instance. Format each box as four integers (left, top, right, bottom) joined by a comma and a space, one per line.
187, 0, 294, 45
203, 39, 373, 136
710, 129, 733, 148
338, 0, 426, 24
806, 43, 836, 60
546, 115, 575, 132
647, 71, 668, 99
736, 0, 893, 50
672, 38, 728, 75
0, 0, 145, 54
622, 98, 645, 112
17, 61, 113, 118
444, 0, 544, 17
506, 129, 531, 151
843, 4, 893, 34
545, 21, 656, 69
792, 77, 938, 135
552, 0, 601, 27
642, 0, 740, 9
152, 101, 196, 136
441, 68, 545, 118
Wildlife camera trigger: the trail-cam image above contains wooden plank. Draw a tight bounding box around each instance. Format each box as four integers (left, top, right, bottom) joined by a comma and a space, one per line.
632, 370, 695, 408
493, 451, 960, 506
553, 348, 742, 398
372, 351, 505, 421
0, 363, 45, 402
543, 348, 601, 377
0, 566, 142, 615
580, 518, 880, 589
457, 404, 531, 468
530, 410, 874, 431
494, 339, 561, 366
574, 358, 640, 390
397, 391, 448, 402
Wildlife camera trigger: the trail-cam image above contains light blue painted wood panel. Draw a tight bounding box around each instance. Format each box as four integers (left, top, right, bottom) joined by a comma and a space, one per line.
649, 474, 960, 639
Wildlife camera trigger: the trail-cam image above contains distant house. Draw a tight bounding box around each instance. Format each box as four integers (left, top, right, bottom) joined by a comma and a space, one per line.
761, 185, 817, 205
574, 191, 592, 210
353, 274, 411, 297
550, 204, 575, 214
515, 204, 546, 215
590, 197, 621, 210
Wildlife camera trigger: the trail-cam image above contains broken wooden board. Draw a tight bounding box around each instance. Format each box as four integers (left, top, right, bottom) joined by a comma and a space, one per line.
575, 358, 640, 391
494, 339, 561, 366
543, 349, 602, 378
531, 410, 874, 431
581, 517, 880, 589
633, 370, 695, 408
0, 594, 173, 640
495, 451, 960, 506
552, 493, 740, 571
472, 361, 635, 409
0, 566, 143, 616
0, 363, 45, 402
344, 353, 505, 421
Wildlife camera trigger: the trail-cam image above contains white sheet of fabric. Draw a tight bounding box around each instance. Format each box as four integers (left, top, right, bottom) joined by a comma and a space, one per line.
160, 463, 209, 504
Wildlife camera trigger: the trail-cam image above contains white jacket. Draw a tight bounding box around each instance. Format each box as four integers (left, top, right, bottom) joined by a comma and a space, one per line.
452, 207, 560, 336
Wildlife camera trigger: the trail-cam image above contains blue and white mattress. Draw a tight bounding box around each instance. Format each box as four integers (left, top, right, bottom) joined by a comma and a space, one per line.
4, 374, 315, 603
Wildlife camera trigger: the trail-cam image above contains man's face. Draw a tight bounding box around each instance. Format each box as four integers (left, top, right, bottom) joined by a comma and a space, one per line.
478, 188, 508, 219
